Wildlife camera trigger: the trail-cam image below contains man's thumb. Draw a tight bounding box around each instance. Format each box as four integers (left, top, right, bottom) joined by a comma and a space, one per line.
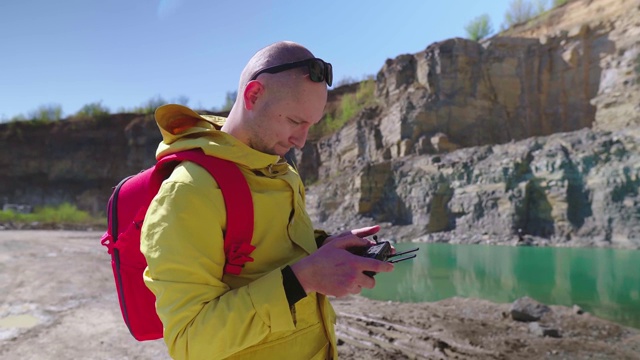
351, 225, 380, 238
332, 236, 373, 249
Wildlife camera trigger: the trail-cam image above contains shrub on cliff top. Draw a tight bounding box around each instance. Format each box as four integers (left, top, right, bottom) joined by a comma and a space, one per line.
465, 14, 494, 41
130, 95, 168, 114
220, 90, 237, 112
30, 104, 63, 122
8, 104, 65, 124
502, 0, 549, 28
74, 101, 111, 119
309, 78, 376, 139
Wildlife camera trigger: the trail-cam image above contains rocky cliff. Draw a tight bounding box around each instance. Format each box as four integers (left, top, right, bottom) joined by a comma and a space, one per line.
299, 0, 640, 248
305, 126, 640, 249
0, 114, 161, 215
503, 0, 640, 132
1, 0, 638, 248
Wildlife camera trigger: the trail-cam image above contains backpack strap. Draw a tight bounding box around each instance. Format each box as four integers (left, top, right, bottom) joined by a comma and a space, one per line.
155, 148, 255, 275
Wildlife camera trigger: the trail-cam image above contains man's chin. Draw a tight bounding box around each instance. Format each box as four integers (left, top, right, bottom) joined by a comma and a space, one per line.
275, 146, 292, 158
265, 150, 288, 158
253, 144, 286, 157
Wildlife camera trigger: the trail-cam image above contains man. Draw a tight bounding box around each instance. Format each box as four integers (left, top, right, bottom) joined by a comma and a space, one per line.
141, 41, 394, 360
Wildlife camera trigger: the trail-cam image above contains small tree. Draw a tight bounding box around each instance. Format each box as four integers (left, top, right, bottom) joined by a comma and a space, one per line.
75, 101, 110, 118
9, 114, 28, 122
220, 90, 237, 112
464, 14, 494, 41
503, 0, 536, 27
335, 76, 359, 87
173, 95, 189, 106
28, 104, 63, 122
534, 0, 548, 14
132, 95, 168, 114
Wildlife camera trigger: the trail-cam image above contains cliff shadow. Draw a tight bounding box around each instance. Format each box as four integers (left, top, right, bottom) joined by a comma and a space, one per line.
516, 179, 555, 238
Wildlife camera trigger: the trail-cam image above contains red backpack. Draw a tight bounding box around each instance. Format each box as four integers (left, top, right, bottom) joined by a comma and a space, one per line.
100, 148, 255, 341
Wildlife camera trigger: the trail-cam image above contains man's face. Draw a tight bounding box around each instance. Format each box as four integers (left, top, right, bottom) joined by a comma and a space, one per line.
247, 79, 327, 157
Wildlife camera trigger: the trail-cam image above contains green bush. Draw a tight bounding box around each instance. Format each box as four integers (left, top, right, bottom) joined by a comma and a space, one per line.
0, 209, 36, 223
4, 104, 64, 124
504, 0, 535, 27
7, 104, 65, 124
0, 203, 105, 226
553, 0, 568, 6
131, 95, 168, 114
465, 14, 494, 41
220, 90, 237, 112
355, 78, 376, 105
36, 203, 89, 223
310, 79, 377, 139
9, 114, 28, 122
172, 95, 190, 106
30, 104, 63, 122
502, 0, 548, 28
339, 94, 358, 125
75, 101, 110, 119
335, 76, 359, 87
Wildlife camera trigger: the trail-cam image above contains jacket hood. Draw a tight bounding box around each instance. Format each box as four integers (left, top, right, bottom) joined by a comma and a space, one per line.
153, 104, 283, 171
154, 103, 226, 142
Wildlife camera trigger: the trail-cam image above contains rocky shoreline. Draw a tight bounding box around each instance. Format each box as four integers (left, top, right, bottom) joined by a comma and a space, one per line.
332, 295, 640, 359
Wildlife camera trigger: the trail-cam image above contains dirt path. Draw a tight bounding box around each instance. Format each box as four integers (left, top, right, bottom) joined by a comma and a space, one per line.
0, 230, 169, 360
1, 230, 639, 359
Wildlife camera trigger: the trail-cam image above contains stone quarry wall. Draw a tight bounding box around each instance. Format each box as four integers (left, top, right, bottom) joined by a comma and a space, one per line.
1, 0, 638, 248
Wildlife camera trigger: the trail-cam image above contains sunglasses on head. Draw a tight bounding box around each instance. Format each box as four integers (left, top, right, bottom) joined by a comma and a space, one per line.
250, 57, 333, 87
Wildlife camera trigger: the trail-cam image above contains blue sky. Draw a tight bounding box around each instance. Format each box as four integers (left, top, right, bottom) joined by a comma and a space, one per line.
0, 0, 515, 120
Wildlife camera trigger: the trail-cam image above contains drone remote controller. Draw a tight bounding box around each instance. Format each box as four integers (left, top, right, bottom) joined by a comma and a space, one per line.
352, 237, 419, 277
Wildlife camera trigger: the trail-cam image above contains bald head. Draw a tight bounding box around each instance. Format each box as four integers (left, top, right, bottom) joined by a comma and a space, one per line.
238, 41, 315, 91
222, 41, 328, 156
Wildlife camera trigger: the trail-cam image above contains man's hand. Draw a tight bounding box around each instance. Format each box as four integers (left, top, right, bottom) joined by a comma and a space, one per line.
320, 225, 396, 255
290, 226, 394, 297
318, 225, 380, 247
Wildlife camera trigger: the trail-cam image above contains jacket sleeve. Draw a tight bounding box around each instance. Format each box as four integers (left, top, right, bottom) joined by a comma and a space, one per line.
313, 229, 331, 248
141, 174, 296, 360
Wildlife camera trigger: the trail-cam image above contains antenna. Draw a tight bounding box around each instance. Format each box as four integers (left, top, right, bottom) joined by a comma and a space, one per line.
387, 247, 419, 263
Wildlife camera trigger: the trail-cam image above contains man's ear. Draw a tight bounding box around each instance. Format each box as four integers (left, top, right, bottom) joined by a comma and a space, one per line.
243, 81, 263, 110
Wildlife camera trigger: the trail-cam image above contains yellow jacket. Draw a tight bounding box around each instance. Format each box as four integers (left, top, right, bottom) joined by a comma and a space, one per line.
141, 105, 336, 359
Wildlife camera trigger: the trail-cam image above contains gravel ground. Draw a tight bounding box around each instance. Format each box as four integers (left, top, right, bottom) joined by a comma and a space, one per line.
1, 230, 638, 359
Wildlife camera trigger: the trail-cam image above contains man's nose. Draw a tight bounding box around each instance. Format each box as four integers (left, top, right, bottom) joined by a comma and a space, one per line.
290, 127, 309, 149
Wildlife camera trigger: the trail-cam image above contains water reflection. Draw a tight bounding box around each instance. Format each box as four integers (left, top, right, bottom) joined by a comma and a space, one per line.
362, 243, 640, 329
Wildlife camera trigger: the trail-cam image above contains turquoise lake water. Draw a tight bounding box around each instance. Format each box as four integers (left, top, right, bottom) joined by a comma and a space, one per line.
361, 243, 640, 329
